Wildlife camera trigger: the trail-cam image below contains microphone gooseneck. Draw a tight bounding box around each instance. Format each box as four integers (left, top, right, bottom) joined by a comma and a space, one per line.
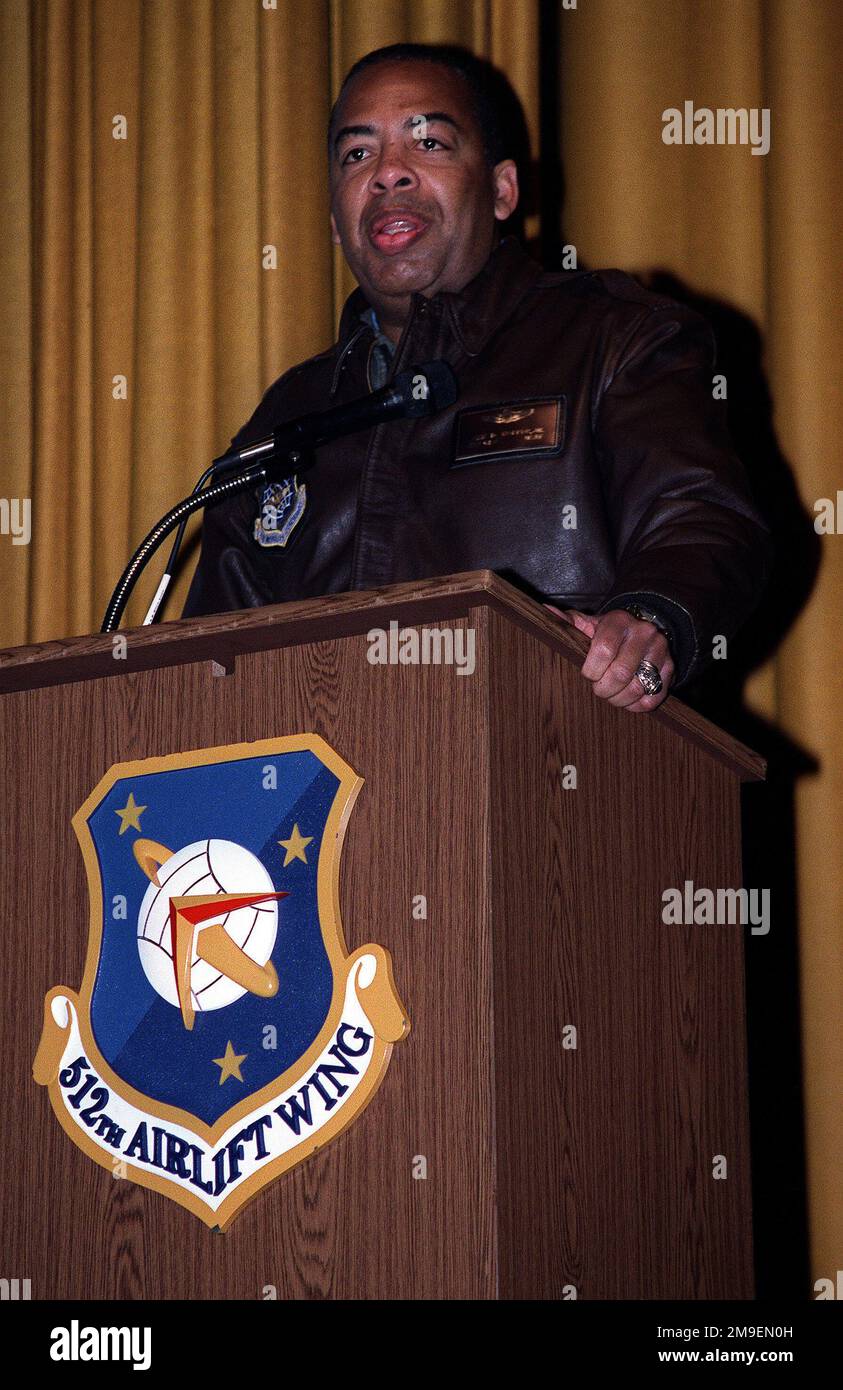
101, 463, 269, 634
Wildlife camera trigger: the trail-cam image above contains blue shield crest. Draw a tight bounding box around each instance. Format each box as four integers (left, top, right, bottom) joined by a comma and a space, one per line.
34, 736, 408, 1228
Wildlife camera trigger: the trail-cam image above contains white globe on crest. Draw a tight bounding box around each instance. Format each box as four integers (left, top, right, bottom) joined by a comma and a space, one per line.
137, 838, 278, 1016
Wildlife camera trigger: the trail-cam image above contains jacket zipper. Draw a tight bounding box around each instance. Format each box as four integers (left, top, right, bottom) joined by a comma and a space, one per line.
349, 297, 425, 587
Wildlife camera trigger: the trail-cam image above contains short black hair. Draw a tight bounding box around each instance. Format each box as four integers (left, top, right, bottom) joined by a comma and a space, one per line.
328, 42, 522, 169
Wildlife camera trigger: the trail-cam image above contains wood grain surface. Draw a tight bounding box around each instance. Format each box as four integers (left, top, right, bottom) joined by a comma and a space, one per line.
487, 611, 753, 1299
0, 571, 766, 781
0, 583, 755, 1299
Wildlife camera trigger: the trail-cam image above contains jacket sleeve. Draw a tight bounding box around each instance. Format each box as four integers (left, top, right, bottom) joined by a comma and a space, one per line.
593, 303, 771, 685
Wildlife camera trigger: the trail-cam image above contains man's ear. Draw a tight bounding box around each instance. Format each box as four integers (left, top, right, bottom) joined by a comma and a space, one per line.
330, 211, 342, 246
492, 160, 519, 222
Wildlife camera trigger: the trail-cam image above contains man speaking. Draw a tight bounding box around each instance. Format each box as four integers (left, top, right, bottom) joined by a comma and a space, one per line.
184, 43, 769, 714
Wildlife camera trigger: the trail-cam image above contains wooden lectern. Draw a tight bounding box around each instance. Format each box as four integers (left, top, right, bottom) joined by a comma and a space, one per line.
0, 572, 762, 1300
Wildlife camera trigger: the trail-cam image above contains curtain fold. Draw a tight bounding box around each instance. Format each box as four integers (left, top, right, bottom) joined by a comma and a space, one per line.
764, 0, 843, 1285
0, 0, 839, 1284
0, 0, 33, 632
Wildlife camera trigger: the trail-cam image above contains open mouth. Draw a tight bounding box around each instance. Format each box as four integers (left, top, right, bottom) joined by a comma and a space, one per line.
368, 211, 430, 255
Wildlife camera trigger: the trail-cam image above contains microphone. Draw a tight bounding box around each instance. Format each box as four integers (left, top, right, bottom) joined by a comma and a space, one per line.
104, 359, 459, 633
211, 359, 458, 474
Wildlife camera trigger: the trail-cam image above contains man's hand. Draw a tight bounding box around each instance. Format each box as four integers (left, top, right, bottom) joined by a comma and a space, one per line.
544, 606, 674, 712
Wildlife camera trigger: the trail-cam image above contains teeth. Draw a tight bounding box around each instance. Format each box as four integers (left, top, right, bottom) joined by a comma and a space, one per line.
382, 220, 414, 234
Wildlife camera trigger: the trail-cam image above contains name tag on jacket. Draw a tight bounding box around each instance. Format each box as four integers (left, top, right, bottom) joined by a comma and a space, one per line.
451, 397, 566, 468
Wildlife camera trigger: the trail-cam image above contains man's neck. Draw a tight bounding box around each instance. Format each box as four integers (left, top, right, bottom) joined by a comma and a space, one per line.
367, 235, 504, 345
376, 304, 409, 346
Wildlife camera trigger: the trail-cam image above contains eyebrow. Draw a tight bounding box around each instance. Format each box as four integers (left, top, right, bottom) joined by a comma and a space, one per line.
332, 111, 463, 153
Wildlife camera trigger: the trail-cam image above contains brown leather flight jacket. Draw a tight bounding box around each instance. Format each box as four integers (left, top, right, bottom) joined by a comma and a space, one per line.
183, 237, 769, 686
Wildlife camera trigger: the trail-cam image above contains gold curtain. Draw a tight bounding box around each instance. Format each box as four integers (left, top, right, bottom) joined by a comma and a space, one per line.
0, 0, 840, 1283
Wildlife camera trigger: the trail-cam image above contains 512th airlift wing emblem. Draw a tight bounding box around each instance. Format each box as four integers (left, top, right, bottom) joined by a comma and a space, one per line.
34, 735, 408, 1230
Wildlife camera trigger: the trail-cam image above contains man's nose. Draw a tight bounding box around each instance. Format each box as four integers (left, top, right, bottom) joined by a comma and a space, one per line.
371, 143, 419, 193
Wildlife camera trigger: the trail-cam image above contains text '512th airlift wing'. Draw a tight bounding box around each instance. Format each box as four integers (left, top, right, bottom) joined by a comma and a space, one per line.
34, 735, 408, 1230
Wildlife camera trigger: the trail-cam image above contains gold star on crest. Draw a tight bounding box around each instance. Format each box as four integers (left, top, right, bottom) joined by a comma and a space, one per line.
278, 823, 313, 866
115, 791, 146, 835
213, 1041, 247, 1085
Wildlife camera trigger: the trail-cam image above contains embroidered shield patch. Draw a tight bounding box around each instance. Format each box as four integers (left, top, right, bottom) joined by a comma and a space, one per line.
254, 475, 307, 546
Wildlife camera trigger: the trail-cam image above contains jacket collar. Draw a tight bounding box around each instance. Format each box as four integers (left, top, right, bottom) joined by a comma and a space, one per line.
335, 235, 544, 365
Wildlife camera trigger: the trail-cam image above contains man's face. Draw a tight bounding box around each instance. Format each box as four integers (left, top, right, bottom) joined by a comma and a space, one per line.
329, 61, 518, 335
